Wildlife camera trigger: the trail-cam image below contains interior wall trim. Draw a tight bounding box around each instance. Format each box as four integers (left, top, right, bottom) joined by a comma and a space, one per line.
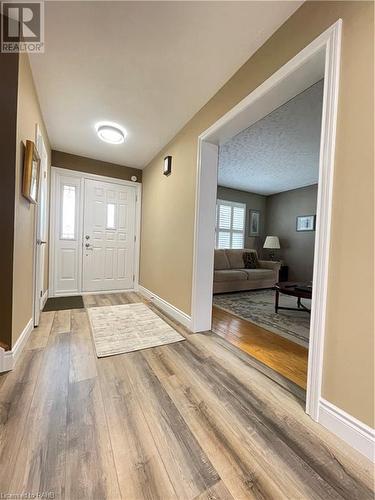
138, 285, 192, 330
1, 318, 33, 373
0, 348, 4, 373
49, 288, 139, 298
319, 398, 375, 462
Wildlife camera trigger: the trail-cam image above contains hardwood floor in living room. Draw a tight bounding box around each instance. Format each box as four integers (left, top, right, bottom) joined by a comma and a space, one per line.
0, 293, 372, 499
212, 305, 309, 390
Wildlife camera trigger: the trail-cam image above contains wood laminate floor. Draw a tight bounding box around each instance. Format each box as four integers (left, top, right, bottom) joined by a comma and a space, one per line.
0, 292, 373, 499
212, 306, 309, 390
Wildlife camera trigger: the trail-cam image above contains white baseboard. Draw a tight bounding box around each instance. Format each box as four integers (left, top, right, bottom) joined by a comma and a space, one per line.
3, 350, 14, 372
138, 285, 192, 330
319, 398, 375, 462
0, 347, 4, 372
41, 289, 48, 309
1, 318, 34, 373
50, 288, 137, 297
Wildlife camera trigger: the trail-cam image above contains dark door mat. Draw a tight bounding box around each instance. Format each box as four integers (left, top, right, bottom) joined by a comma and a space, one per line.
43, 295, 85, 311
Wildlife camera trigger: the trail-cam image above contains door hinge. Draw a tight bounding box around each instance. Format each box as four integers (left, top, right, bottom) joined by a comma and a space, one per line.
40, 291, 43, 298
133, 274, 135, 282
136, 195, 138, 203
134, 235, 136, 242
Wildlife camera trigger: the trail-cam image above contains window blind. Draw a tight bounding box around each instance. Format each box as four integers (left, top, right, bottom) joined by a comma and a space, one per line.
216, 200, 245, 249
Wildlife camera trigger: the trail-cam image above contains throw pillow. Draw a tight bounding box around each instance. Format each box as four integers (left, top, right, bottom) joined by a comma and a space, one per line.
243, 251, 259, 269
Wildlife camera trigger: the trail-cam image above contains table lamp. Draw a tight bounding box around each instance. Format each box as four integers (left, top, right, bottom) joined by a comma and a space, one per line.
263, 236, 280, 261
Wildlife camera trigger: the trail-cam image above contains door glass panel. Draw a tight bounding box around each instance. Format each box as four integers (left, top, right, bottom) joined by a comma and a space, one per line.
61, 185, 76, 239
107, 203, 116, 229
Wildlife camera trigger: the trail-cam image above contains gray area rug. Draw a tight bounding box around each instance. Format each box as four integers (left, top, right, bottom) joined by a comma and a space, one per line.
213, 290, 310, 347
88, 303, 185, 358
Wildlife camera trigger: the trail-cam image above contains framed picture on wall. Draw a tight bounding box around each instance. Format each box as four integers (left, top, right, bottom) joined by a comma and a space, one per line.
22, 140, 40, 204
249, 209, 260, 236
296, 214, 316, 231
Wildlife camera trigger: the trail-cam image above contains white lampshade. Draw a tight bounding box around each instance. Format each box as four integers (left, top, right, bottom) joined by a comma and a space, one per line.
263, 236, 280, 249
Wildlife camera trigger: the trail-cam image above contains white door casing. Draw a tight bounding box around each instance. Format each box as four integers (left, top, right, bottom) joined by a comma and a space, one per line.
50, 167, 140, 296
83, 179, 136, 292
191, 20, 342, 424
33, 125, 48, 326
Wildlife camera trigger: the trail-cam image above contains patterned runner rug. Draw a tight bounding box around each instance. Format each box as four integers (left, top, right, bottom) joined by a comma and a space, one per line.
88, 303, 185, 357
213, 289, 310, 347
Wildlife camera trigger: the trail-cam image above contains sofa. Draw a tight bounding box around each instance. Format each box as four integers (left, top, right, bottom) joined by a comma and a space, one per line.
213, 248, 281, 294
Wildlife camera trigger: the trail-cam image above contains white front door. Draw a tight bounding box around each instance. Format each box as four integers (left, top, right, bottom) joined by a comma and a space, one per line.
82, 179, 136, 292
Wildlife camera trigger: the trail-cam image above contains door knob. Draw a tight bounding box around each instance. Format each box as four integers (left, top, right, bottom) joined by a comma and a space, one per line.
85, 243, 91, 248
85, 235, 90, 240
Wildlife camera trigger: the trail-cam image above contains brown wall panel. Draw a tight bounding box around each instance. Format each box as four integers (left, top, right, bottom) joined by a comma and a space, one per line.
0, 49, 19, 348
52, 150, 142, 182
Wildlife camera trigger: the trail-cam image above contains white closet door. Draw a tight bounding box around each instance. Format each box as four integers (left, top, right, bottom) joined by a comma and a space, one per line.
54, 175, 82, 295
34, 126, 48, 324
82, 179, 136, 292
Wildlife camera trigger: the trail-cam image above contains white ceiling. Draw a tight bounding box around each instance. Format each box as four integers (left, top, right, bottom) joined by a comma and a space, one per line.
29, 1, 302, 168
218, 79, 324, 195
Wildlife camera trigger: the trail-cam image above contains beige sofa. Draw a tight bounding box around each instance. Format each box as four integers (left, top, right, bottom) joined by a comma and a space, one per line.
213, 249, 281, 294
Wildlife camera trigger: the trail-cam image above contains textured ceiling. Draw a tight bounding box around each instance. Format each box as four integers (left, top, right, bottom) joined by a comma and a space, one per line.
218, 80, 324, 195
29, 1, 302, 168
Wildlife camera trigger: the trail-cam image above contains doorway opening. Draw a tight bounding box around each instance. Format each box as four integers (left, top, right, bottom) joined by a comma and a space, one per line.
191, 21, 342, 421
212, 79, 323, 395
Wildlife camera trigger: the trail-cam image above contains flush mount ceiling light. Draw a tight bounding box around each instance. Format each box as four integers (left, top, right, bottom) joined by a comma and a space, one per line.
95, 121, 127, 144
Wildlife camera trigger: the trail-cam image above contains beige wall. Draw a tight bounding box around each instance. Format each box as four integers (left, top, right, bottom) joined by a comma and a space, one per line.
12, 53, 51, 346
52, 150, 142, 182
140, 1, 374, 426
265, 184, 318, 281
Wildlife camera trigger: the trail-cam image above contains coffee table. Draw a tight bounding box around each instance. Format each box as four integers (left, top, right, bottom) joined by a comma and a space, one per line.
274, 281, 312, 314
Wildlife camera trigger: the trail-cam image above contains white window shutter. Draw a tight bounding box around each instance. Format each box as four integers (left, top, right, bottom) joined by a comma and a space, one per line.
215, 200, 245, 249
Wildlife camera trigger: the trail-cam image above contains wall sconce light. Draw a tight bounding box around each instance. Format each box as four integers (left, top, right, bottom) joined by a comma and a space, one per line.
163, 155, 172, 176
